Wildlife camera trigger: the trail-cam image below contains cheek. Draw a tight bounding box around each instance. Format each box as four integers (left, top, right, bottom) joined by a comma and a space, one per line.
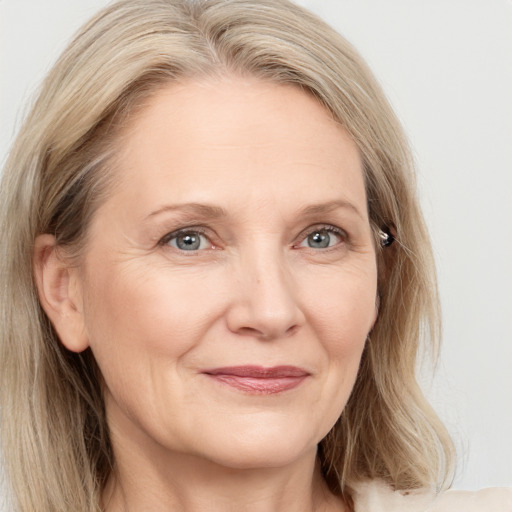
303, 261, 378, 347
298, 297, 375, 442
81, 262, 225, 385
301, 261, 377, 409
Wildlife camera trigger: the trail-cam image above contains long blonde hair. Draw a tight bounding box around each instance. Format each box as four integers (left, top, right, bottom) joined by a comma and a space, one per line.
0, 0, 454, 510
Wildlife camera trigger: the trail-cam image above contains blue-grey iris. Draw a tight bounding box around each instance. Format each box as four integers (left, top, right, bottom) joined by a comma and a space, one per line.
307, 230, 331, 249
176, 233, 201, 250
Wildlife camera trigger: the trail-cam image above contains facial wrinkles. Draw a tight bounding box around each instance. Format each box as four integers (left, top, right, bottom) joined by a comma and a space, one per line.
70, 78, 379, 512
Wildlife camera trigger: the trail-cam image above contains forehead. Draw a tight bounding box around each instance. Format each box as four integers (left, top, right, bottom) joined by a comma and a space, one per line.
109, 75, 367, 220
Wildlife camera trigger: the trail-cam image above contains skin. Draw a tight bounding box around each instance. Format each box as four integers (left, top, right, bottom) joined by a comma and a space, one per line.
35, 75, 378, 512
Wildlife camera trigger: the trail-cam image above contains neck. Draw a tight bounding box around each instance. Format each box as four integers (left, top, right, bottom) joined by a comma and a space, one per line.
102, 429, 346, 512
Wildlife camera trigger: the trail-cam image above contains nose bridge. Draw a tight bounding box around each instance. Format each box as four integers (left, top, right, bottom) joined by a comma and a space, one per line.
228, 238, 304, 339
250, 242, 293, 306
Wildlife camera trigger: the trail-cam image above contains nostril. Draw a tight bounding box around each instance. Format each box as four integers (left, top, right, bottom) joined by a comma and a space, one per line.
225, 266, 306, 340
235, 324, 300, 340
237, 326, 265, 338
285, 324, 300, 337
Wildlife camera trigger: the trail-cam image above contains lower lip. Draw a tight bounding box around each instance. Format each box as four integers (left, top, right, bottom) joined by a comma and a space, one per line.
205, 374, 308, 395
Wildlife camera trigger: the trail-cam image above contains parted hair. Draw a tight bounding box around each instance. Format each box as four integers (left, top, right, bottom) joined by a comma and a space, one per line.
0, 0, 454, 510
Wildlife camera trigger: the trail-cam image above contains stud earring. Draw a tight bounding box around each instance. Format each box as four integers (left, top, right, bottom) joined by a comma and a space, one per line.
379, 226, 395, 247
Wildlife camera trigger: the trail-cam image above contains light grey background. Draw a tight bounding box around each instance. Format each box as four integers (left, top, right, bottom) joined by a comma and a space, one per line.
1, 0, 511, 499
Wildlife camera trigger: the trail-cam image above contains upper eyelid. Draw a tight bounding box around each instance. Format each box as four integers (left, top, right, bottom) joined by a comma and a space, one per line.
159, 226, 213, 246
295, 223, 348, 242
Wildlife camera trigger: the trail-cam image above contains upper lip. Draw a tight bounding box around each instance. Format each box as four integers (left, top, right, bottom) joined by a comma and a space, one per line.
202, 365, 309, 378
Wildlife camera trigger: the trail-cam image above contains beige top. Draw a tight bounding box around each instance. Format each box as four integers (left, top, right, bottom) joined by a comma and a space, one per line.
351, 480, 512, 512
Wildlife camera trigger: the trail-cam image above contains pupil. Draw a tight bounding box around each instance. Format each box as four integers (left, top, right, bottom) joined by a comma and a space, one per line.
178, 233, 200, 250
308, 230, 330, 248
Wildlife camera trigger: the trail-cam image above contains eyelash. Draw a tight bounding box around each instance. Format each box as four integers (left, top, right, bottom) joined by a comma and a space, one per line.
294, 225, 348, 250
158, 226, 213, 251
158, 224, 348, 253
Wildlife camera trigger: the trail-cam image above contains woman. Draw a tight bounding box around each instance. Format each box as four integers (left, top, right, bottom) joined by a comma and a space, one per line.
0, 0, 510, 511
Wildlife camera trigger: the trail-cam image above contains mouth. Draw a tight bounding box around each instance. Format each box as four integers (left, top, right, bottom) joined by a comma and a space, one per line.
201, 365, 310, 395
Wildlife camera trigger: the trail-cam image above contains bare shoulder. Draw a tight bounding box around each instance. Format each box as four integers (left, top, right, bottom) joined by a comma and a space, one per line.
351, 480, 512, 512
427, 486, 512, 511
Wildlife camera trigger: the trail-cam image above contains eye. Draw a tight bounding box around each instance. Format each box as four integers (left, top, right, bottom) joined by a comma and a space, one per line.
163, 230, 211, 251
297, 227, 345, 249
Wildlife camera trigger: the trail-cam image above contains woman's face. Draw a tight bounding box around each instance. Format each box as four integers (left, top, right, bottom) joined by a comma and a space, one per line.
71, 76, 378, 469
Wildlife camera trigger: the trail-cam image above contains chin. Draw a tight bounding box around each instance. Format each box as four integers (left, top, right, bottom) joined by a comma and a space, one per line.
194, 425, 321, 470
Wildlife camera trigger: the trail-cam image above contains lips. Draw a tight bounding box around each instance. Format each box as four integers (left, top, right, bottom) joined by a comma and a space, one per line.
202, 365, 309, 394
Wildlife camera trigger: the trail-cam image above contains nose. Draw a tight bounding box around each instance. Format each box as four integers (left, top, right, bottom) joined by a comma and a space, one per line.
225, 248, 306, 340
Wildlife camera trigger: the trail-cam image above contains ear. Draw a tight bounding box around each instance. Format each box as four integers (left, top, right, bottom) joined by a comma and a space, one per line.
33, 234, 89, 353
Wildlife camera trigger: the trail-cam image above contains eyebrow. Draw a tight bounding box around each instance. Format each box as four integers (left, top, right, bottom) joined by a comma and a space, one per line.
146, 202, 228, 220
146, 199, 364, 221
297, 200, 365, 220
